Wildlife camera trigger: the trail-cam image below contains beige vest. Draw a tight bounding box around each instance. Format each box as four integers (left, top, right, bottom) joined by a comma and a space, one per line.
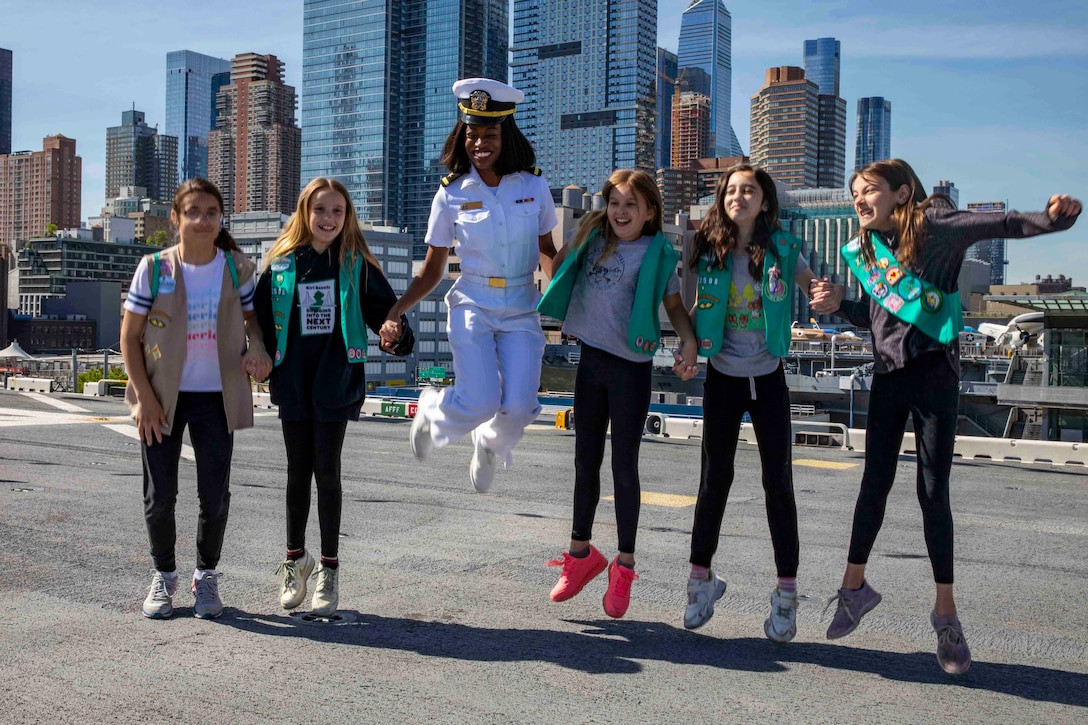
124, 246, 256, 434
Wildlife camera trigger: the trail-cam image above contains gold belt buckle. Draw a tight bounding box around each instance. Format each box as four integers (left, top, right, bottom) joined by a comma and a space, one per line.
488, 277, 506, 288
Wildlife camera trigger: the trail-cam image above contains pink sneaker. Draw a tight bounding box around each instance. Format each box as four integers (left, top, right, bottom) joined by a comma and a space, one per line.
602, 557, 638, 618
547, 545, 607, 602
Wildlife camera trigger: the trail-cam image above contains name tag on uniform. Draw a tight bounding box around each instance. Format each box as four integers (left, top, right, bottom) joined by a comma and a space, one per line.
459, 201, 483, 211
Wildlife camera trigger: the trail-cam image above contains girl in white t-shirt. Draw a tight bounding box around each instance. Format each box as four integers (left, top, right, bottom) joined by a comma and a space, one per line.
121, 178, 271, 621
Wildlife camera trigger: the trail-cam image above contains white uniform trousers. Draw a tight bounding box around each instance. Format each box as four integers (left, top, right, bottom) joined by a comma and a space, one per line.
422, 284, 544, 467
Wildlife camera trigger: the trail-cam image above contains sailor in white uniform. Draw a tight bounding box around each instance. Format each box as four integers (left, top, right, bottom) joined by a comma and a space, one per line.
384, 78, 558, 492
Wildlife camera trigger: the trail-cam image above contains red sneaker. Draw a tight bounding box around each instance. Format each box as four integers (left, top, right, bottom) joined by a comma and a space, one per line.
602, 557, 639, 618
547, 545, 607, 602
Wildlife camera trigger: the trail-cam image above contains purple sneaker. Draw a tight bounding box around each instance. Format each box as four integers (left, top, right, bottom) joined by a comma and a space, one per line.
825, 580, 882, 639
931, 611, 972, 674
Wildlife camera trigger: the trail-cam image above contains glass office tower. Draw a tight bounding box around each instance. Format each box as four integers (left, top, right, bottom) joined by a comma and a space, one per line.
802, 37, 840, 96
166, 51, 231, 185
656, 48, 678, 171
676, 0, 742, 157
303, 0, 507, 256
855, 97, 892, 170
0, 48, 11, 156
512, 0, 657, 197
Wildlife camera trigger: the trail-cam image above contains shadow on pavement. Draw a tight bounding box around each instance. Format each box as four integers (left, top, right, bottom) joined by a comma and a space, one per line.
220, 610, 1088, 706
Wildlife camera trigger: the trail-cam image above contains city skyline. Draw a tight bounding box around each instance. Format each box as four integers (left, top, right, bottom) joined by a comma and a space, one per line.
1, 0, 1085, 284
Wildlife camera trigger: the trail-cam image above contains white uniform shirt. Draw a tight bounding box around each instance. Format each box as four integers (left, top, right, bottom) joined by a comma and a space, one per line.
425, 166, 557, 280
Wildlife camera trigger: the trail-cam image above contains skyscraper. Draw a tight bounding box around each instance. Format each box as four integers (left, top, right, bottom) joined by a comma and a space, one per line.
0, 48, 11, 156
656, 48, 678, 171
0, 135, 82, 246
166, 51, 231, 185
105, 109, 178, 203
302, 0, 508, 257
209, 53, 301, 216
512, 0, 657, 196
677, 0, 742, 157
855, 97, 892, 170
802, 38, 840, 96
803, 38, 846, 189
966, 201, 1008, 285
933, 180, 959, 208
750, 67, 820, 189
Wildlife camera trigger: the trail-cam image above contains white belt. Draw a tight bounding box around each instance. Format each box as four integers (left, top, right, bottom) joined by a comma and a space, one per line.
461, 272, 535, 289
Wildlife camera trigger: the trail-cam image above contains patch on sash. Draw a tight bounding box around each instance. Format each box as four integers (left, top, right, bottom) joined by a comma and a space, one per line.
871, 281, 889, 299
885, 266, 904, 285
898, 277, 922, 302
921, 288, 943, 313
270, 258, 290, 272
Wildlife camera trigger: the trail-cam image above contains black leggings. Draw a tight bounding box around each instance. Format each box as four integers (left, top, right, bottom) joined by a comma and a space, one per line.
281, 419, 348, 560
571, 344, 652, 555
142, 392, 233, 572
689, 364, 799, 577
848, 352, 959, 584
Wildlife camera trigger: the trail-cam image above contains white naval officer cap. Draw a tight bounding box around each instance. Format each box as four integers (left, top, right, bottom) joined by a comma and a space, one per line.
453, 78, 524, 125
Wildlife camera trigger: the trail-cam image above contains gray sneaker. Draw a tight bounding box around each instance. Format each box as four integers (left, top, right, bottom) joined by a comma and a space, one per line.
764, 587, 798, 643
931, 611, 972, 674
684, 572, 727, 630
192, 571, 223, 619
825, 580, 881, 639
141, 570, 178, 619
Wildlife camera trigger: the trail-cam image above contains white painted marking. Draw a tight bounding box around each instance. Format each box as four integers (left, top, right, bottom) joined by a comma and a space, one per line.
102, 423, 196, 461
18, 392, 91, 413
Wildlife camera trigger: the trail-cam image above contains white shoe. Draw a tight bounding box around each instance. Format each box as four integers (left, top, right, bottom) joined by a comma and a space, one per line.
275, 551, 315, 609
311, 563, 340, 617
191, 570, 223, 619
410, 388, 438, 460
684, 571, 727, 630
469, 428, 497, 493
141, 570, 178, 619
764, 587, 798, 643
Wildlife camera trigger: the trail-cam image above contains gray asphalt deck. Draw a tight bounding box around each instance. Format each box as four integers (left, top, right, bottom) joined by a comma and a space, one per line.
1, 389, 1086, 724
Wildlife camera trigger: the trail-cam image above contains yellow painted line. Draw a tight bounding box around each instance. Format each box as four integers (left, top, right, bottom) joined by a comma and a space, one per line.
604, 492, 698, 508
794, 458, 857, 470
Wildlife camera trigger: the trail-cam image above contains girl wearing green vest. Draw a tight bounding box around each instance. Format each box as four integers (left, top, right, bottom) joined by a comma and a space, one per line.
812, 159, 1080, 674
253, 178, 413, 618
682, 165, 818, 643
539, 169, 699, 619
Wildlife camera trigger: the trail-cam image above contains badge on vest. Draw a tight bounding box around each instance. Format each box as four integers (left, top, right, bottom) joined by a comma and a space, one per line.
157, 276, 176, 294
764, 264, 788, 302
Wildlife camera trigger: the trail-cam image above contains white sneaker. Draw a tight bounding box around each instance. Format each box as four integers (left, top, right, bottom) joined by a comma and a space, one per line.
410, 388, 438, 460
684, 571, 727, 630
191, 570, 223, 619
142, 570, 178, 619
311, 563, 340, 617
276, 551, 315, 609
469, 428, 497, 493
764, 587, 798, 643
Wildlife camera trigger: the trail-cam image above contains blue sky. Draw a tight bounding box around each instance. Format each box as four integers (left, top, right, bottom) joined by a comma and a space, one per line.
3, 0, 1085, 286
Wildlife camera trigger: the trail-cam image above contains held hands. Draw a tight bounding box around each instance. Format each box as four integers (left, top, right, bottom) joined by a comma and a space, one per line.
379, 317, 402, 354
673, 339, 700, 381
242, 348, 273, 382
1047, 195, 1082, 221
809, 277, 843, 314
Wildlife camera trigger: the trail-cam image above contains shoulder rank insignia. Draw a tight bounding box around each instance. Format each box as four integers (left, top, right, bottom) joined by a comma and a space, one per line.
531, 167, 542, 176
440, 172, 463, 187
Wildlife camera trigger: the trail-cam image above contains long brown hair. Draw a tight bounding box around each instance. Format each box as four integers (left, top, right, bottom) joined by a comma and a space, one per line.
689, 164, 781, 279
172, 178, 239, 252
567, 169, 663, 263
850, 159, 946, 267
264, 178, 381, 276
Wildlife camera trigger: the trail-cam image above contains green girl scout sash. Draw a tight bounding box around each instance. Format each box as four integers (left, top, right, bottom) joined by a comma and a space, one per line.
268, 251, 368, 366
695, 230, 800, 357
841, 233, 963, 345
538, 229, 680, 356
